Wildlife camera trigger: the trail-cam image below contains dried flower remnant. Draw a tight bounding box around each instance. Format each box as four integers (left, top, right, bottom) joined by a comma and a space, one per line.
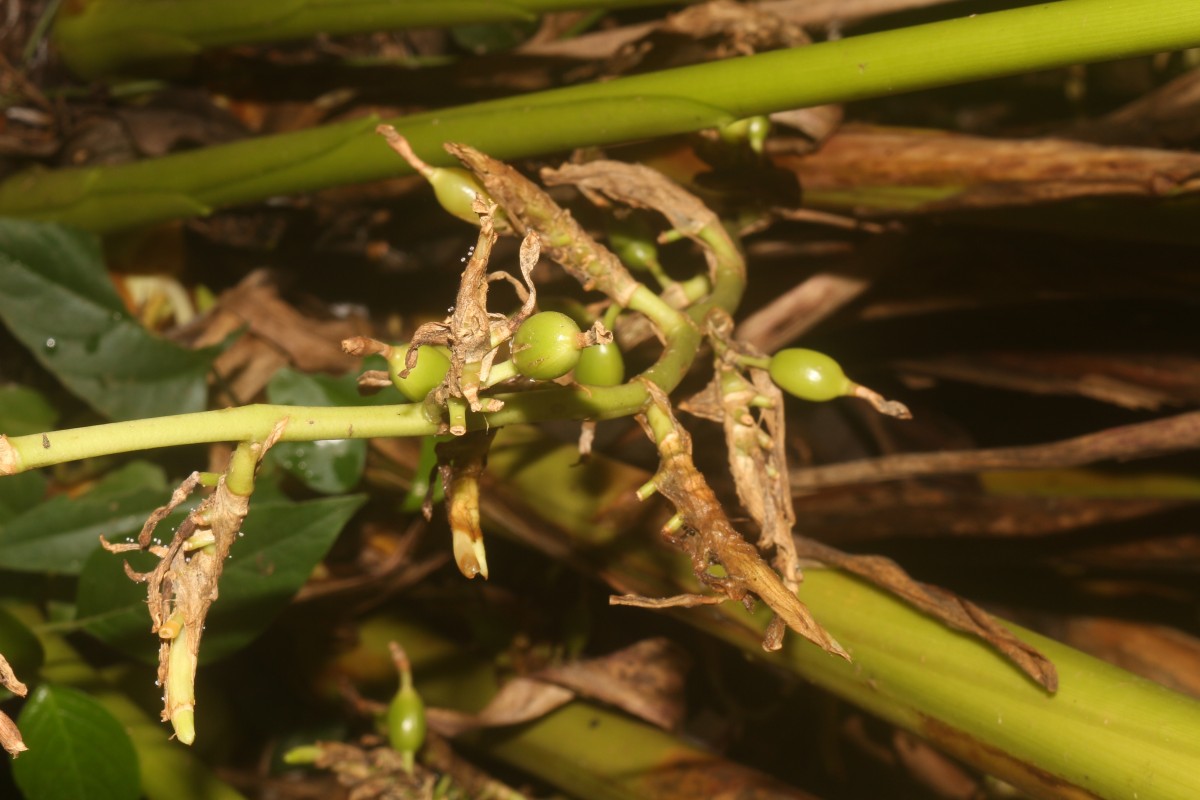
412, 208, 540, 434
640, 385, 847, 658
0, 436, 19, 476
0, 653, 28, 757
102, 421, 287, 743
0, 710, 25, 757
437, 431, 496, 580
683, 309, 802, 587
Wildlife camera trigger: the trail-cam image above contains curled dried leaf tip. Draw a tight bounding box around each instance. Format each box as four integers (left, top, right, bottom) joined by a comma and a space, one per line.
639, 386, 848, 658
438, 431, 495, 580
0, 654, 28, 757
1, 710, 27, 757
0, 436, 19, 476
0, 653, 27, 698
100, 421, 287, 745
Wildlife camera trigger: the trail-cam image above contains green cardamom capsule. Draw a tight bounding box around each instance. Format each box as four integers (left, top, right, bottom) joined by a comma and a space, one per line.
512, 311, 583, 380
388, 344, 451, 402
768, 348, 852, 402
575, 342, 625, 386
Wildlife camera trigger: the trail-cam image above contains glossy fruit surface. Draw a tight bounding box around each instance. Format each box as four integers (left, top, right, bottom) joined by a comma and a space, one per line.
388, 345, 450, 402
575, 342, 625, 386
768, 348, 851, 401
512, 311, 582, 380
607, 216, 660, 272
431, 167, 489, 224
719, 115, 771, 153
386, 688, 426, 755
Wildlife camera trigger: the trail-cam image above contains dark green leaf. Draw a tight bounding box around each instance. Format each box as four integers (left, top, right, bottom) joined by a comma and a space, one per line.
451, 19, 537, 54
0, 605, 43, 688
0, 219, 214, 421
12, 684, 140, 800
0, 461, 172, 574
266, 368, 368, 494
0, 384, 58, 436
76, 494, 364, 664
0, 471, 47, 525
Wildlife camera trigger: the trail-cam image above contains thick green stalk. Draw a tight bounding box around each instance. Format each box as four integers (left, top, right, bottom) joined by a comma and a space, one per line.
54, 0, 689, 78
743, 574, 1200, 800
482, 430, 1200, 800
8, 0, 1200, 232
471, 701, 815, 800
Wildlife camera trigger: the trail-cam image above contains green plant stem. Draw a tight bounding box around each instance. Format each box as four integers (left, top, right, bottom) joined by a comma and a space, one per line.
0, 378, 677, 473
1, 181, 745, 474
482, 429, 1200, 800
54, 0, 690, 78
749, 573, 1200, 800
8, 0, 1200, 233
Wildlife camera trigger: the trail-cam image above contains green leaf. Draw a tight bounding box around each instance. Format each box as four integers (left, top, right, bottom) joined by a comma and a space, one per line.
0, 605, 43, 689
0, 471, 47, 525
265, 368, 368, 494
0, 384, 58, 436
0, 219, 214, 421
12, 684, 140, 800
76, 494, 364, 663
0, 461, 173, 574
450, 19, 538, 55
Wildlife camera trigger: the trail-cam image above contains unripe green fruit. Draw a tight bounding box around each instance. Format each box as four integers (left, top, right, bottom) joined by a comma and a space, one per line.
768, 348, 852, 402
386, 686, 426, 755
429, 167, 490, 224
512, 311, 582, 380
719, 115, 771, 154
388, 345, 451, 402
607, 216, 660, 272
575, 342, 625, 386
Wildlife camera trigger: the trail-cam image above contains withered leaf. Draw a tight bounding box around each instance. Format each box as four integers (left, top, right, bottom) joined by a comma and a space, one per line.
643, 387, 847, 659
425, 677, 574, 738
0, 709, 26, 757
536, 637, 690, 731
0, 653, 27, 697
446, 143, 642, 307
542, 158, 743, 290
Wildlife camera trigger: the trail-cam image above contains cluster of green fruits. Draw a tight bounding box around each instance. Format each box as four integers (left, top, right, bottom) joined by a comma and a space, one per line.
389, 326, 853, 404
389, 130, 862, 407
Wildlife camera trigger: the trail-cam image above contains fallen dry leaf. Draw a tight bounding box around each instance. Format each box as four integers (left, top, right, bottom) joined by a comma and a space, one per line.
536, 637, 690, 731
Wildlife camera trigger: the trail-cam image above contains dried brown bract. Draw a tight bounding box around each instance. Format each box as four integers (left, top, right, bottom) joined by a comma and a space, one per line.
101, 420, 287, 743
446, 144, 643, 308
436, 430, 496, 579
683, 308, 802, 587
0, 654, 27, 757
641, 383, 848, 658
405, 205, 539, 433
542, 158, 745, 293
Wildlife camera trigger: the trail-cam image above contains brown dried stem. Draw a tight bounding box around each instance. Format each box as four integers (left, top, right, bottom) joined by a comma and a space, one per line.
792, 408, 1200, 491
642, 385, 848, 658
101, 420, 287, 744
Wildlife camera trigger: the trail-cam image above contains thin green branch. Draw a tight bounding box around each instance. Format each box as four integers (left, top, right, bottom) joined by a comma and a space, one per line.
0, 391, 618, 473
54, 0, 690, 78
0, 199, 744, 474
6, 0, 1200, 232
